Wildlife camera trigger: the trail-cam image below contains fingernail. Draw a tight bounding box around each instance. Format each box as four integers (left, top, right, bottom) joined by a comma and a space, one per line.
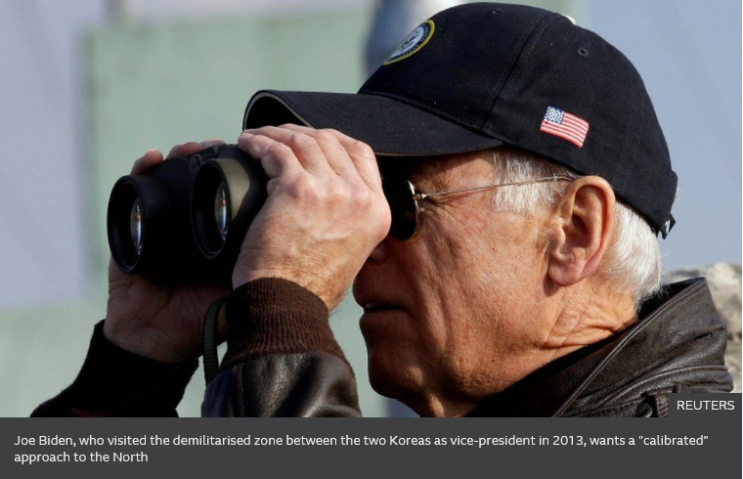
200, 140, 219, 148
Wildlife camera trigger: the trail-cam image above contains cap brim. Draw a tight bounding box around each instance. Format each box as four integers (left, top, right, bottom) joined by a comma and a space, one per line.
243, 90, 503, 157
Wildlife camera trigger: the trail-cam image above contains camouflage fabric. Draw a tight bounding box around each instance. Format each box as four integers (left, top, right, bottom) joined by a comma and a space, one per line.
665, 263, 742, 393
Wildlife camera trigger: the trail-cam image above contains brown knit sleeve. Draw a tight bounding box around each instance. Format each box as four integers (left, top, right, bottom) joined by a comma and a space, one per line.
219, 277, 348, 372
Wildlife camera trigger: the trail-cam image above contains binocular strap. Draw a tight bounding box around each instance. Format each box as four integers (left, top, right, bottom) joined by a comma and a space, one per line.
202, 297, 228, 384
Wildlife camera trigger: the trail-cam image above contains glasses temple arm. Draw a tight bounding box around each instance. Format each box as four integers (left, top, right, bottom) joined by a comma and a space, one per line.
413, 176, 574, 201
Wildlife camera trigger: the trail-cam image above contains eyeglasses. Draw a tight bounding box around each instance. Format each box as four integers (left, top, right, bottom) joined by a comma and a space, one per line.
382, 175, 573, 240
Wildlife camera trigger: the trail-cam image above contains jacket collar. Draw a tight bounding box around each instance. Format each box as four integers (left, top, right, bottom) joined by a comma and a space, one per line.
467, 278, 730, 417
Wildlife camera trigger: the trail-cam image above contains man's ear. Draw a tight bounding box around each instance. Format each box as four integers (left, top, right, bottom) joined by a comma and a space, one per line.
547, 176, 616, 287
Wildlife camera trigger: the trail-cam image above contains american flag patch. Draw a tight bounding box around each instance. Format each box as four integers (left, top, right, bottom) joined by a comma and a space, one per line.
540, 106, 589, 148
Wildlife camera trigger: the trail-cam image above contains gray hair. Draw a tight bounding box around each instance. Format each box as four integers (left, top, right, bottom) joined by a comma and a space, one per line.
488, 148, 662, 304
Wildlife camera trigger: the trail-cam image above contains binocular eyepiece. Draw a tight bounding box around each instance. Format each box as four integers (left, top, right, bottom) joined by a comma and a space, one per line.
107, 145, 267, 280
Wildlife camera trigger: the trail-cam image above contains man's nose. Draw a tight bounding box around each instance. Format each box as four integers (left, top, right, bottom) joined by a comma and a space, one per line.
366, 236, 389, 263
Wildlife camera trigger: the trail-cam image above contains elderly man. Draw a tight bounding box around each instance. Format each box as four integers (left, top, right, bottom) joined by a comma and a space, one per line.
34, 3, 732, 418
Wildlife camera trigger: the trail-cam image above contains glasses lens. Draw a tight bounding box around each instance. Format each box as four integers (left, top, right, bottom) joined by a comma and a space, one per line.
130, 199, 143, 254
382, 176, 418, 240
214, 181, 229, 242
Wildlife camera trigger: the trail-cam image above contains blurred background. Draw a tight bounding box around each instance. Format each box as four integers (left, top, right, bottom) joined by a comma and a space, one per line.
0, 0, 740, 417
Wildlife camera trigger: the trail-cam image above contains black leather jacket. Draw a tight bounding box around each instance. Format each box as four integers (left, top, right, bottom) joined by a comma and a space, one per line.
33, 278, 732, 417
468, 278, 733, 416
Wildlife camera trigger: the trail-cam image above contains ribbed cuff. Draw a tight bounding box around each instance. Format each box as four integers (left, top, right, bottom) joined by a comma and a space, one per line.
221, 278, 347, 370
32, 321, 197, 417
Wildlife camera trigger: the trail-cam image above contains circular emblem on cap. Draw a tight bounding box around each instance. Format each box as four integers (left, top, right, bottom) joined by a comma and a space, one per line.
383, 20, 435, 66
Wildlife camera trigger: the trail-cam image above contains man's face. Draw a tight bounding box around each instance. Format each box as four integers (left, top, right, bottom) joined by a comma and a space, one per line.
353, 152, 555, 415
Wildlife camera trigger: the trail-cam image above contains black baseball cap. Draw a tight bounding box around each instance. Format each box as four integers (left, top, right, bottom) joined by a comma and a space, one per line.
243, 2, 677, 236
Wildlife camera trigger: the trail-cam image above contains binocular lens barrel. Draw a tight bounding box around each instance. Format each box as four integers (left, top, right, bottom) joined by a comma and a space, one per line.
109, 180, 148, 272
107, 145, 266, 279
192, 161, 230, 257
191, 151, 267, 262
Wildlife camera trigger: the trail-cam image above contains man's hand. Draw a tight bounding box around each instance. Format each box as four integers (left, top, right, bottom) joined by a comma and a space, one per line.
234, 124, 391, 310
104, 141, 231, 364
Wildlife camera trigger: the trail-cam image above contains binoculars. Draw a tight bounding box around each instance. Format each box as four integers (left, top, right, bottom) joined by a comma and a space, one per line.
107, 145, 267, 280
